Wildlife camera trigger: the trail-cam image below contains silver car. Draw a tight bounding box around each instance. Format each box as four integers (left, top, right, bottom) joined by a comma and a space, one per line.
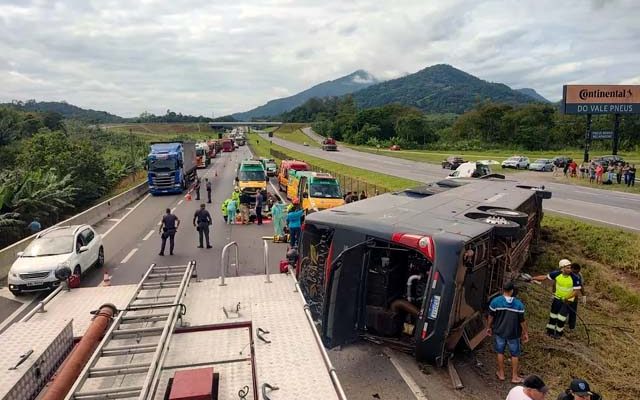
501, 156, 530, 169
528, 159, 554, 172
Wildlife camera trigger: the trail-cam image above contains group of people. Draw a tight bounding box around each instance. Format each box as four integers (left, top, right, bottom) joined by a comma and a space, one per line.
506, 375, 601, 400
220, 187, 270, 225
556, 160, 636, 187
158, 202, 214, 255
488, 258, 599, 399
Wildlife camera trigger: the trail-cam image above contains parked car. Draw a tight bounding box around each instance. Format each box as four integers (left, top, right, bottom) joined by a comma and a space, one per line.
390, 145, 401, 151
501, 156, 530, 169
594, 155, 624, 167
441, 156, 466, 170
7, 225, 104, 295
529, 159, 555, 172
552, 156, 572, 168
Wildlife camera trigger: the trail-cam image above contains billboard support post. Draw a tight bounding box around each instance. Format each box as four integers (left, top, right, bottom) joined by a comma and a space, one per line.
613, 114, 621, 155
584, 114, 592, 163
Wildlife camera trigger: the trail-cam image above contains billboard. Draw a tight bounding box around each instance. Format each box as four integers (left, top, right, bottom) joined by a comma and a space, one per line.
562, 85, 640, 115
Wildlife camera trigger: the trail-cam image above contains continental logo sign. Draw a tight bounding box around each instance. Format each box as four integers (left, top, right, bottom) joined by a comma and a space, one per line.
563, 85, 640, 115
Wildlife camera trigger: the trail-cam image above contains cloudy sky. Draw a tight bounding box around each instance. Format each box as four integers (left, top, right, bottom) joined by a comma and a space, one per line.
1, 0, 639, 117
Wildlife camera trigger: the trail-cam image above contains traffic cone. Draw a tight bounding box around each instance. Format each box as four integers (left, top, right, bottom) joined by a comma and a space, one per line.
103, 270, 111, 287
215, 170, 218, 177
185, 192, 192, 201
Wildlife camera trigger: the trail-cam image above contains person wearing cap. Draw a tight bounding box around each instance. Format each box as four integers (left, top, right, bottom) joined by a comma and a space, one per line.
556, 378, 601, 400
487, 281, 529, 383
530, 259, 582, 337
506, 374, 549, 400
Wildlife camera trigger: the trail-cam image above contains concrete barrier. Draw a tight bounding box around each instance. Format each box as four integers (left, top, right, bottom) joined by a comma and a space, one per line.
0, 182, 149, 280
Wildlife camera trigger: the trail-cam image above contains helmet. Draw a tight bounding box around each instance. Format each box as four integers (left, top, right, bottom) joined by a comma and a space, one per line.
558, 259, 572, 268
292, 197, 300, 205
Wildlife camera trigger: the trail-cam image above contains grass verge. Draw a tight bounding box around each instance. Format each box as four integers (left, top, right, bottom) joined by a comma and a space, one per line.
272, 124, 320, 148
248, 133, 420, 192
546, 174, 640, 194
475, 215, 640, 400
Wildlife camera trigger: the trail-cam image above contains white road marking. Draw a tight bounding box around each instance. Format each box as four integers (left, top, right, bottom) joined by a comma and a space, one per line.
142, 230, 155, 241
120, 248, 139, 264
107, 218, 121, 222
546, 208, 640, 232
157, 221, 162, 226
103, 194, 151, 238
171, 207, 176, 212
269, 180, 285, 203
177, 199, 184, 205
382, 348, 429, 399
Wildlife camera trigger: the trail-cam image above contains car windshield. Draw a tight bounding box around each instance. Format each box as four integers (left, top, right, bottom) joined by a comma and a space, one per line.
196, 149, 205, 156
309, 183, 342, 198
239, 170, 265, 181
149, 158, 176, 172
266, 163, 277, 169
22, 235, 73, 257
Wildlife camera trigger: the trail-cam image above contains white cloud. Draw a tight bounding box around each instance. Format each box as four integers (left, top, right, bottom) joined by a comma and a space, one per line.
0, 0, 638, 116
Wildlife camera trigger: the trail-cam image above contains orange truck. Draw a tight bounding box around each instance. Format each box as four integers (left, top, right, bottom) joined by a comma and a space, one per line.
277, 160, 310, 192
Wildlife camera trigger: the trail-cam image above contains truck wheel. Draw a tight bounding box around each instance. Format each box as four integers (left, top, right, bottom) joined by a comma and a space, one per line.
487, 209, 529, 226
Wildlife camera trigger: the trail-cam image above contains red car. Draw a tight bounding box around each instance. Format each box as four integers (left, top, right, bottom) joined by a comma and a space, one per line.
390, 145, 401, 151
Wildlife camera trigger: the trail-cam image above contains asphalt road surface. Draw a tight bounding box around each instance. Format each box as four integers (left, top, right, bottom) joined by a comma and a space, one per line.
262, 128, 640, 232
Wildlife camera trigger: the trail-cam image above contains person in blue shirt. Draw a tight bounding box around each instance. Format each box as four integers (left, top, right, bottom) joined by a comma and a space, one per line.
28, 218, 42, 234
487, 281, 529, 383
286, 199, 304, 248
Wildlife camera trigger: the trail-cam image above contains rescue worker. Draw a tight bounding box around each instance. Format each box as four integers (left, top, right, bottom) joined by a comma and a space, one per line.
232, 187, 240, 203
255, 190, 264, 225
192, 203, 212, 248
239, 191, 251, 224
530, 259, 582, 337
487, 281, 529, 383
221, 198, 230, 223
226, 198, 238, 224
286, 199, 304, 248
205, 178, 212, 204
158, 208, 180, 256
568, 263, 586, 330
194, 178, 201, 200
557, 378, 602, 400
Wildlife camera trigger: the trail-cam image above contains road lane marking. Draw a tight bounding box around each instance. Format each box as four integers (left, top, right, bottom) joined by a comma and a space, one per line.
142, 230, 155, 241
120, 248, 139, 264
382, 348, 429, 399
269, 180, 285, 203
545, 208, 640, 232
107, 218, 121, 222
177, 200, 184, 205
103, 194, 151, 238
171, 207, 176, 212
157, 221, 161, 226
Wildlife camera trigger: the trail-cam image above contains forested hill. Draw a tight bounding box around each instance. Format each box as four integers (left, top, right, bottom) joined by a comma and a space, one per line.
3, 100, 124, 123
515, 88, 550, 102
232, 70, 378, 120
351, 64, 538, 113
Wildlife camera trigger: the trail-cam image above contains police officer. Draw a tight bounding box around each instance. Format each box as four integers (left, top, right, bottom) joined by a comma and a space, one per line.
193, 203, 212, 248
205, 178, 212, 203
159, 208, 180, 256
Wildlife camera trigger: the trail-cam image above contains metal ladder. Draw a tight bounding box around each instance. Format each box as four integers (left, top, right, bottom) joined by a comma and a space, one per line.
66, 261, 197, 400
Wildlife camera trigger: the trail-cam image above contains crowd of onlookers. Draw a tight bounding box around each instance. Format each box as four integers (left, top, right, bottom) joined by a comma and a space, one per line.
554, 159, 636, 187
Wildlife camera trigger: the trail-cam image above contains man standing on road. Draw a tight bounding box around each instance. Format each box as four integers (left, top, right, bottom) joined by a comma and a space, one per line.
193, 203, 212, 248
239, 191, 251, 224
530, 259, 582, 337
506, 375, 549, 400
255, 190, 264, 225
487, 281, 529, 383
194, 178, 201, 200
159, 208, 180, 256
205, 178, 212, 203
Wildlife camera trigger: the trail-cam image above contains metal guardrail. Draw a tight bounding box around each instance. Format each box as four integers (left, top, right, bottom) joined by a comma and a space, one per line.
19, 285, 65, 322
219, 242, 239, 286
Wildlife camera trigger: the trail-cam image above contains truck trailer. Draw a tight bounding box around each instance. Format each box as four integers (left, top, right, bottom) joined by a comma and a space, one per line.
297, 178, 550, 365
146, 141, 197, 195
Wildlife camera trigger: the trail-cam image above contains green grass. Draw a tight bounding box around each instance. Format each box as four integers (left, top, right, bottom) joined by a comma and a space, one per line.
484, 215, 640, 400
248, 133, 420, 192
546, 174, 640, 194
105, 123, 214, 142
272, 124, 320, 148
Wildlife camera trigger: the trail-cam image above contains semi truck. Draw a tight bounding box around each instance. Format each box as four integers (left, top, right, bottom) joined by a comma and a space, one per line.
296, 178, 551, 365
146, 141, 197, 195
322, 137, 338, 151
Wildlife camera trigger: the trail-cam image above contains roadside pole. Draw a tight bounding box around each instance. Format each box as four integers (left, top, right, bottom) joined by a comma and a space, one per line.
583, 114, 592, 162
612, 113, 621, 155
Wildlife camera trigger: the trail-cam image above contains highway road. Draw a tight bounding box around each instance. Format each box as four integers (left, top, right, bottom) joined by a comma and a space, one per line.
262, 128, 640, 232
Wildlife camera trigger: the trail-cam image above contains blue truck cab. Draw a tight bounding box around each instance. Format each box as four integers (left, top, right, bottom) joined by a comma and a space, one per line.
146, 142, 197, 195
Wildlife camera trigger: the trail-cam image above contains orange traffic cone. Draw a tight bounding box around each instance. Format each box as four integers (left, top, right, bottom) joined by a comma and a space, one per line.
185, 192, 192, 201
103, 270, 111, 287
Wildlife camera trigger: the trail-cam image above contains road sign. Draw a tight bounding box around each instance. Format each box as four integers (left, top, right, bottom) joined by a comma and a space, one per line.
591, 131, 613, 140
562, 85, 640, 115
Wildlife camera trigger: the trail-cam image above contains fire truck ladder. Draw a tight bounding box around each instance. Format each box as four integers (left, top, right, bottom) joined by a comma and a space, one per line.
66, 261, 197, 400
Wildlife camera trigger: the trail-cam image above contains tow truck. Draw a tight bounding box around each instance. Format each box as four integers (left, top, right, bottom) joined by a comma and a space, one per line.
0, 244, 346, 400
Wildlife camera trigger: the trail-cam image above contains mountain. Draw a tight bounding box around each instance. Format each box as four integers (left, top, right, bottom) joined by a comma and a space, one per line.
515, 88, 550, 103
2, 100, 124, 123
351, 64, 538, 114
232, 70, 378, 120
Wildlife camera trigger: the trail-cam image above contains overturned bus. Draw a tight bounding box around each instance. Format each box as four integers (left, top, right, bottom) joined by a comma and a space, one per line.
297, 178, 550, 365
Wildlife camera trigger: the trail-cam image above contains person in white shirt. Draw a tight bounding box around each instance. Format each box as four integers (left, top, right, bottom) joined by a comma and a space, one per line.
506, 375, 549, 400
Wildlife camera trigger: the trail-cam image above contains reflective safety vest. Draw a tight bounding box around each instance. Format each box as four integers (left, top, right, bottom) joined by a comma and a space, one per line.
548, 270, 581, 301
221, 199, 230, 216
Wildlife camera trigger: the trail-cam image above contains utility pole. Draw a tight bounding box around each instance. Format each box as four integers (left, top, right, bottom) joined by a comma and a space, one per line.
583, 114, 592, 162
612, 114, 621, 155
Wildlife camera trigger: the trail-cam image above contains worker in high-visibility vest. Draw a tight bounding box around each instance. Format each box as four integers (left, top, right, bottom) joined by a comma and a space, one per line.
529, 259, 582, 337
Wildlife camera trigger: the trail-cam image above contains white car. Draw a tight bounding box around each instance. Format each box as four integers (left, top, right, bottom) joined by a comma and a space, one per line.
8, 225, 104, 295
501, 156, 530, 169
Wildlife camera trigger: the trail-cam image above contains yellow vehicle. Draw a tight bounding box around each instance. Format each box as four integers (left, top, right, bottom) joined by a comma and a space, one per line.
236, 159, 267, 197
287, 171, 345, 212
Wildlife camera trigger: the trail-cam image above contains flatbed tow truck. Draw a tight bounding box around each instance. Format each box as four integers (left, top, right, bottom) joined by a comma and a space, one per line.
0, 243, 345, 400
